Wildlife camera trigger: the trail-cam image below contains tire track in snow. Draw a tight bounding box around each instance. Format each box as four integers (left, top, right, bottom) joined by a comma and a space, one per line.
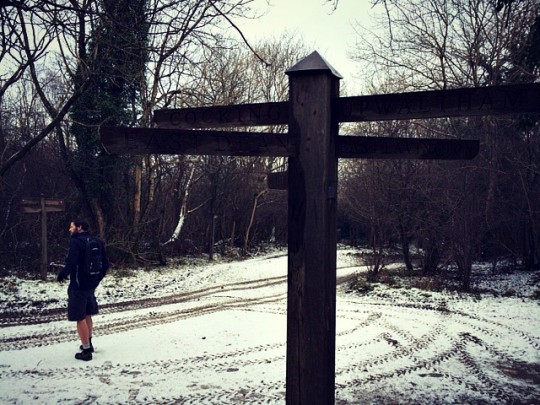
1, 273, 538, 403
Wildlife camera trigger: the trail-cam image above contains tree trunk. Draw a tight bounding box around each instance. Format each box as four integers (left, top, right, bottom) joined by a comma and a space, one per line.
457, 255, 473, 291
229, 220, 236, 250
422, 241, 440, 275
209, 214, 217, 261
163, 164, 195, 245
242, 190, 265, 256
132, 157, 142, 237
91, 198, 106, 242
399, 221, 414, 273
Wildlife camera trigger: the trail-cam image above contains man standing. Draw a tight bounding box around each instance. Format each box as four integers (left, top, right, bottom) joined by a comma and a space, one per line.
57, 220, 109, 361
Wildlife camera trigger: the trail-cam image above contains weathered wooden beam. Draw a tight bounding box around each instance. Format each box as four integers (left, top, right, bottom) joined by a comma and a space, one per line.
100, 126, 295, 157
101, 126, 479, 161
338, 136, 479, 160
336, 83, 540, 122
20, 198, 65, 213
153, 83, 540, 130
153, 101, 288, 129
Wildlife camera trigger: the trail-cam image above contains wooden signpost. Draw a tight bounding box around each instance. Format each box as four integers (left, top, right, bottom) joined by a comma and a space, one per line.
100, 51, 540, 404
20, 197, 65, 280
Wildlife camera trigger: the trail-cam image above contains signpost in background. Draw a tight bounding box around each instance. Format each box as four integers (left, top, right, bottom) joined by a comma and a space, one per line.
21, 197, 65, 280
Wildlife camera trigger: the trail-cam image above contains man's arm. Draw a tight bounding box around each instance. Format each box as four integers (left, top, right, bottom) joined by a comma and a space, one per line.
58, 239, 80, 281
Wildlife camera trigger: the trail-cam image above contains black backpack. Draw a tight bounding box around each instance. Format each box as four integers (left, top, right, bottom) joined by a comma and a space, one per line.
83, 237, 103, 276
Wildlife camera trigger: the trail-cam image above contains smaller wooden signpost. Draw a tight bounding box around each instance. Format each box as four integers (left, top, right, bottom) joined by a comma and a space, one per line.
21, 197, 65, 280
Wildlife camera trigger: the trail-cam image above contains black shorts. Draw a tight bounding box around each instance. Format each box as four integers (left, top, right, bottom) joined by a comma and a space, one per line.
67, 288, 99, 321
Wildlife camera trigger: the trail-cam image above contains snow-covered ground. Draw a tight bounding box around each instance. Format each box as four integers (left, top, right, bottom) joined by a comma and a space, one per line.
0, 248, 539, 404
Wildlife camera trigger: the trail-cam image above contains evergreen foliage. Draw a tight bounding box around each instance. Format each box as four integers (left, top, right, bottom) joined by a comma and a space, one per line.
69, 0, 149, 236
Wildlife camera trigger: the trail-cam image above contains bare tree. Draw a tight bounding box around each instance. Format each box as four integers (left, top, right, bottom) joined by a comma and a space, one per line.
346, 0, 540, 285
157, 34, 308, 257
0, 1, 94, 187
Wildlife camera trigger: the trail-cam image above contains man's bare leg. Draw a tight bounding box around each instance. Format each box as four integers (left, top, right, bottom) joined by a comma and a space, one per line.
77, 319, 90, 346
75, 318, 93, 360
85, 315, 93, 339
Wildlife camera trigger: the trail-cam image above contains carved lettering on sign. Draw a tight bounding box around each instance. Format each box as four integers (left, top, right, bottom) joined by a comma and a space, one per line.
153, 102, 288, 129
100, 127, 295, 157
337, 83, 540, 122
337, 137, 479, 160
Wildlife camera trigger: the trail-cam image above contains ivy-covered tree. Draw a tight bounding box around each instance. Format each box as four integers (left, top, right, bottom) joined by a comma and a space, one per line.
68, 0, 149, 246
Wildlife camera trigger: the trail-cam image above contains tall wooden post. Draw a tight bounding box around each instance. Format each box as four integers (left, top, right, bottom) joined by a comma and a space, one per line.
286, 52, 341, 404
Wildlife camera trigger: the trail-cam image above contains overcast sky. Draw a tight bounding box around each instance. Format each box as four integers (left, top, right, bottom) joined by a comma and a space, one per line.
237, 0, 379, 93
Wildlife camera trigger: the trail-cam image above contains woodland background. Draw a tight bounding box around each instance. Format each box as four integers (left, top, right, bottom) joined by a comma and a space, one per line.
1, 0, 539, 291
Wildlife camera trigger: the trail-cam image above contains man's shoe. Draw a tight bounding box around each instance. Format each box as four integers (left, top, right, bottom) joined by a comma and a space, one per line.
75, 348, 93, 361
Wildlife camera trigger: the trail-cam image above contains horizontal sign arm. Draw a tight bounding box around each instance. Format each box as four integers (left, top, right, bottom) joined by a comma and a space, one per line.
101, 126, 478, 160
268, 136, 478, 191
100, 126, 295, 157
336, 83, 540, 122
338, 136, 479, 160
21, 198, 65, 207
152, 83, 539, 130
20, 198, 65, 213
153, 101, 289, 129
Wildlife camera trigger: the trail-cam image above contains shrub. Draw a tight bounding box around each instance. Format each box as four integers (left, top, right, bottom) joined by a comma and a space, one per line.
349, 275, 374, 294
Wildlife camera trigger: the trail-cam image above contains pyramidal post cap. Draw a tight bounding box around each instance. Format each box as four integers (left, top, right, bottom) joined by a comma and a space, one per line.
286, 50, 343, 79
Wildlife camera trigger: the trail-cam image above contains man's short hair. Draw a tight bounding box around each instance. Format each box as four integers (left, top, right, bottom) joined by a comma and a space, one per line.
73, 220, 90, 231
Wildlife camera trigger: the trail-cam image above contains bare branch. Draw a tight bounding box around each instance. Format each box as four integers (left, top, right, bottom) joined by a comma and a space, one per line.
208, 0, 270, 67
